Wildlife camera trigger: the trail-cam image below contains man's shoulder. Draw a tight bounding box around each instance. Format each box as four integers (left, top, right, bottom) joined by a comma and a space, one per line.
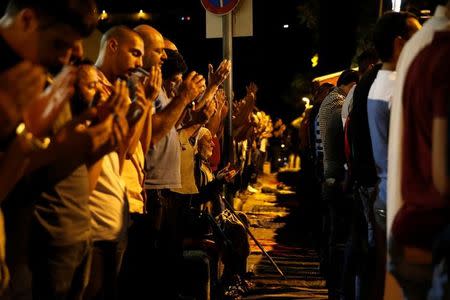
369, 71, 396, 99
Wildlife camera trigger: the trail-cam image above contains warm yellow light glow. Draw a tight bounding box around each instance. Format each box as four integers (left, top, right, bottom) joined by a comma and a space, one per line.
99, 10, 108, 20
311, 54, 319, 68
302, 97, 313, 109
138, 9, 147, 18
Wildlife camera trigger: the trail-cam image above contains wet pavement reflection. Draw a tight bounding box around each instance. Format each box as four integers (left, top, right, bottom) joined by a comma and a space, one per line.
240, 170, 328, 299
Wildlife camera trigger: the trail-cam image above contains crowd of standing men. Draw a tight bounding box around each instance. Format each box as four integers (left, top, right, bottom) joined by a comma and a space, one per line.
0, 0, 278, 299
298, 1, 450, 299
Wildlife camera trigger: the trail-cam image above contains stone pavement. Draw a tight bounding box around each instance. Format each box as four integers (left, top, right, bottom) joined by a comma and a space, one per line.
237, 170, 328, 299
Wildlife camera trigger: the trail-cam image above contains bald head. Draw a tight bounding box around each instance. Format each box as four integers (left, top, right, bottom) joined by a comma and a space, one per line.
100, 25, 141, 51
164, 38, 178, 51
134, 25, 167, 69
96, 25, 144, 82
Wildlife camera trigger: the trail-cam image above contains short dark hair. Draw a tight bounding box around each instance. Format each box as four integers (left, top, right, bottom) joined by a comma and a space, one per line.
373, 11, 416, 62
313, 83, 334, 105
162, 49, 188, 80
337, 69, 359, 87
73, 58, 94, 67
100, 26, 141, 50
357, 48, 379, 75
6, 0, 98, 37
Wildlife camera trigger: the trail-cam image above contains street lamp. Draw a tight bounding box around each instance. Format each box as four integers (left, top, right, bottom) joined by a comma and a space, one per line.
392, 0, 401, 12
99, 10, 108, 20
302, 97, 313, 109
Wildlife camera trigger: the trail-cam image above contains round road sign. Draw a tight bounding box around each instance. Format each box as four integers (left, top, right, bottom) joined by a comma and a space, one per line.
201, 0, 241, 15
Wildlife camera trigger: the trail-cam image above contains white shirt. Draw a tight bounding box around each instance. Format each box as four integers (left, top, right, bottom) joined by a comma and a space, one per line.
122, 142, 145, 214
89, 152, 128, 242
387, 5, 449, 237
341, 85, 356, 127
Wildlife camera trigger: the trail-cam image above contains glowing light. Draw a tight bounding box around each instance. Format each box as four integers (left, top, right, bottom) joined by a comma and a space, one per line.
302, 97, 313, 109
311, 54, 319, 68
283, 24, 289, 29
392, 0, 401, 12
99, 10, 108, 20
138, 9, 146, 19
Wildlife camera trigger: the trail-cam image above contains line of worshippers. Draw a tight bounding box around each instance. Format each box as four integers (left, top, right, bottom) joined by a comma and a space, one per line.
296, 4, 449, 300
0, 0, 275, 299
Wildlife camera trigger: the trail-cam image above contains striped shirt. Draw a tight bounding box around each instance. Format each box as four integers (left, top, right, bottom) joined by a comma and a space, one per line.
318, 87, 346, 175
314, 114, 323, 159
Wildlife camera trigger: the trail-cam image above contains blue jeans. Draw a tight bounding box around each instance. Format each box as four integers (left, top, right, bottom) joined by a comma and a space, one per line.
30, 240, 92, 300
388, 237, 433, 300
428, 258, 449, 300
428, 225, 450, 300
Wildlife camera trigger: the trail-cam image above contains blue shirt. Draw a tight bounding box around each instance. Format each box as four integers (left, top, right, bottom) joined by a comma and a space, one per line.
145, 89, 182, 189
367, 70, 396, 205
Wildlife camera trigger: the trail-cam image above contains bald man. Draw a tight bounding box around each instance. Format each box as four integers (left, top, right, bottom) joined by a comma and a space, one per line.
85, 26, 151, 300
133, 25, 206, 298
134, 25, 167, 71
95, 26, 144, 84
164, 38, 178, 51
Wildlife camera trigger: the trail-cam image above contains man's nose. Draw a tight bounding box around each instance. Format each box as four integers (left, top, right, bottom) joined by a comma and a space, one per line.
136, 57, 143, 68
161, 49, 168, 61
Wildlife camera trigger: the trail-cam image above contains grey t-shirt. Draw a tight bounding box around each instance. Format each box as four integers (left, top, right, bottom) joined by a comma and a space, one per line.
145, 89, 181, 190
33, 164, 91, 246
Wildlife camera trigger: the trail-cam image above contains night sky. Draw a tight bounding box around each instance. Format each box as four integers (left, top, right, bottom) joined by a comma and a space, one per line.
0, 0, 432, 121
96, 0, 348, 121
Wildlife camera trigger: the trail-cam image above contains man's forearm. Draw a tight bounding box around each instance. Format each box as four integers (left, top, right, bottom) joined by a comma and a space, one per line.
152, 95, 188, 145
126, 103, 153, 156
194, 84, 218, 111
26, 135, 87, 175
233, 96, 255, 128
206, 110, 221, 136
140, 108, 153, 156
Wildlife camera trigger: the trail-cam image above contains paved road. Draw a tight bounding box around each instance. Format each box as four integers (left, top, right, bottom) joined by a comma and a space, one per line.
239, 171, 328, 299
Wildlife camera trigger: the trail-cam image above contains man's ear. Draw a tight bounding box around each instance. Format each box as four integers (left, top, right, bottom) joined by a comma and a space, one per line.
108, 39, 119, 53
18, 8, 39, 33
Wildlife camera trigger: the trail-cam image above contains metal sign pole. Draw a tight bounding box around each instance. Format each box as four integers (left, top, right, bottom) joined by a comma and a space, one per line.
222, 12, 234, 205
223, 12, 233, 161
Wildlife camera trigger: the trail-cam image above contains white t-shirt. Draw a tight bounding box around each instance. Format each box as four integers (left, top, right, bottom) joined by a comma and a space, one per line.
387, 6, 450, 237
89, 152, 128, 242
341, 85, 356, 127
122, 142, 145, 214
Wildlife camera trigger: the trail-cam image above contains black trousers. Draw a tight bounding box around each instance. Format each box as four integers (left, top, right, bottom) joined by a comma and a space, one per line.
84, 239, 127, 300
30, 239, 92, 300
143, 189, 191, 299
